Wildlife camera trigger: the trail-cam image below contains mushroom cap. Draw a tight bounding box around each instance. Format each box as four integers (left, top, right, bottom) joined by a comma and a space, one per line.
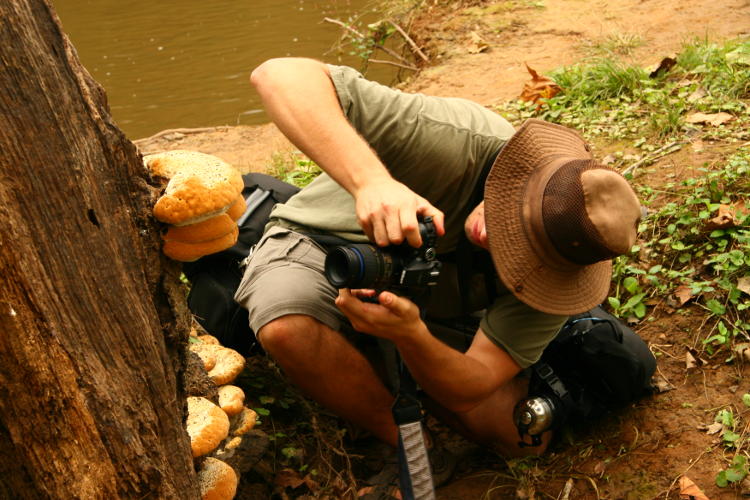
230, 407, 258, 437
189, 343, 223, 372
225, 195, 246, 221
162, 225, 239, 262
187, 397, 230, 458
163, 213, 238, 243
217, 385, 245, 417
197, 457, 238, 500
148, 150, 243, 225
208, 346, 246, 386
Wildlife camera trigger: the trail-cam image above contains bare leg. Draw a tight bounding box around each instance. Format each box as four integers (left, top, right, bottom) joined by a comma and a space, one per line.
257, 314, 399, 447
427, 375, 551, 457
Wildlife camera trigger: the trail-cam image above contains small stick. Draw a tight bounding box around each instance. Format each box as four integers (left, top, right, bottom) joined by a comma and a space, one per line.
368, 58, 419, 71
133, 126, 231, 143
621, 141, 684, 176
323, 17, 412, 66
388, 19, 429, 62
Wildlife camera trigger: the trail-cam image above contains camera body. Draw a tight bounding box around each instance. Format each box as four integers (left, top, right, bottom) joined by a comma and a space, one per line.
324, 216, 442, 295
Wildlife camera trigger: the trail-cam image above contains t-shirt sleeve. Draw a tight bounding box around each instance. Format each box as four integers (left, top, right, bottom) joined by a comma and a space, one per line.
480, 290, 567, 369
326, 64, 515, 252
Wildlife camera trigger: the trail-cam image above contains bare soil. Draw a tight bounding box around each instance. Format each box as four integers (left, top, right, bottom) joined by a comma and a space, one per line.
137, 1, 750, 498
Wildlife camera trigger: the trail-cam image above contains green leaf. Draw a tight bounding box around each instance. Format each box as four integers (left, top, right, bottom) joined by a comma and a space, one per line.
608, 296, 621, 309
726, 45, 750, 65
623, 293, 647, 311
706, 299, 727, 316
634, 302, 647, 318
623, 276, 639, 294
255, 407, 271, 416
725, 466, 747, 483
716, 470, 729, 488
723, 430, 741, 443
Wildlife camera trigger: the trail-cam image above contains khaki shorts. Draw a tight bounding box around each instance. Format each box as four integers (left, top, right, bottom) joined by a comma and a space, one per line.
234, 226, 346, 335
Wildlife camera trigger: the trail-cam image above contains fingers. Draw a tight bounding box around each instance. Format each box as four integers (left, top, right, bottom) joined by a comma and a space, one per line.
416, 197, 446, 237
355, 181, 444, 247
334, 289, 417, 339
400, 209, 421, 248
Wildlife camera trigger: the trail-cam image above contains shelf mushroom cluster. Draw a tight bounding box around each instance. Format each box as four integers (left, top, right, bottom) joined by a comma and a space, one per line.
143, 150, 246, 262
187, 332, 258, 500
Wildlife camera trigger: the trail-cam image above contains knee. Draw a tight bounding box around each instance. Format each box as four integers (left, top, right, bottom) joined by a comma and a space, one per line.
256, 315, 320, 357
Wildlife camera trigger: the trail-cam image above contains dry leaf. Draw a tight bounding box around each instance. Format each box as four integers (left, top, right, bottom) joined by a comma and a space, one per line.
679, 475, 710, 500
648, 55, 677, 77
653, 374, 675, 393
560, 478, 574, 500
738, 276, 750, 296
687, 87, 707, 102
704, 422, 724, 435
686, 349, 706, 370
602, 154, 617, 165
685, 112, 734, 126
735, 343, 750, 363
275, 468, 306, 489
704, 204, 738, 230
467, 31, 488, 54
674, 285, 693, 306
519, 63, 561, 108
691, 139, 705, 152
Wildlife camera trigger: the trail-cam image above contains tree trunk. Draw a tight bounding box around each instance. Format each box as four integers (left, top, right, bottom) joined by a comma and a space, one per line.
0, 1, 198, 498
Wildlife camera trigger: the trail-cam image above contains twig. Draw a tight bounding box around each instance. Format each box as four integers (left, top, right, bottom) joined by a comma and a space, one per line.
662, 445, 716, 498
323, 17, 413, 66
368, 58, 419, 71
133, 126, 231, 144
387, 18, 429, 62
621, 141, 685, 177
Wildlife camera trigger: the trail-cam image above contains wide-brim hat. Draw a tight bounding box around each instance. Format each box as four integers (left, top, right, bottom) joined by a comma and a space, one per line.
484, 119, 641, 315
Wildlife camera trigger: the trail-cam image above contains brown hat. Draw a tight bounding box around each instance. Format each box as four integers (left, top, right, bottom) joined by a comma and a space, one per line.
484, 119, 641, 315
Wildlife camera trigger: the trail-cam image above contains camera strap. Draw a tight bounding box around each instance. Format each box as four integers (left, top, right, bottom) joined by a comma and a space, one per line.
385, 301, 436, 500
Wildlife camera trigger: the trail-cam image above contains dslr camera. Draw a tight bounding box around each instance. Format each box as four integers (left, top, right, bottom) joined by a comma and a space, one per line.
324, 216, 441, 296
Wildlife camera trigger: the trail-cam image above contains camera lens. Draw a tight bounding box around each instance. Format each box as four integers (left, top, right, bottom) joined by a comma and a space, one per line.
324, 244, 390, 289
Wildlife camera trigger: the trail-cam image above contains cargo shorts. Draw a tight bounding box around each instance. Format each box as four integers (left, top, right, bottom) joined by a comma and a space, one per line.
233, 226, 347, 335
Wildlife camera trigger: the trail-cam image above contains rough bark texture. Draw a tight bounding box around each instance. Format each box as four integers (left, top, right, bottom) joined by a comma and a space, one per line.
0, 1, 199, 498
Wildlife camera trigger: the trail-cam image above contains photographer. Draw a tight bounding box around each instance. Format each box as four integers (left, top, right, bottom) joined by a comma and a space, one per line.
235, 58, 642, 497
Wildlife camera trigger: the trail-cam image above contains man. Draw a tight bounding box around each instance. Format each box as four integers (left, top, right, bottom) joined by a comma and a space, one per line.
235, 57, 641, 492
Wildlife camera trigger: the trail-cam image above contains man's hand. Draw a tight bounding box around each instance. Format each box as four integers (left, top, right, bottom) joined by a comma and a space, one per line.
354, 178, 445, 248
335, 289, 424, 342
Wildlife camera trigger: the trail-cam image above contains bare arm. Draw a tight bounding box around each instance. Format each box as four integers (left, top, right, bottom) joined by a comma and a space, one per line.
250, 57, 444, 247
335, 289, 521, 412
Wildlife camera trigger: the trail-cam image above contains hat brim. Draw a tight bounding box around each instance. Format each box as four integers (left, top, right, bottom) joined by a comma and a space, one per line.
484, 119, 612, 315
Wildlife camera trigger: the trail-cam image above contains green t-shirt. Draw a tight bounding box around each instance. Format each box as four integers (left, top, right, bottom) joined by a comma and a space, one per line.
269, 64, 565, 368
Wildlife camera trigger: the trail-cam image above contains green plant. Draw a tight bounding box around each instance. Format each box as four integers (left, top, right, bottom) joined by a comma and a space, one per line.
714, 407, 750, 487
583, 32, 644, 57
496, 38, 750, 141
270, 151, 322, 188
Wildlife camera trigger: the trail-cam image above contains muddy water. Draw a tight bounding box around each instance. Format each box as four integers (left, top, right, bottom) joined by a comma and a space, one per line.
52, 0, 390, 139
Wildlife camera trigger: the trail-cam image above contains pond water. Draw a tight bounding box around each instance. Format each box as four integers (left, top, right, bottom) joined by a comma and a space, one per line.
52, 0, 391, 139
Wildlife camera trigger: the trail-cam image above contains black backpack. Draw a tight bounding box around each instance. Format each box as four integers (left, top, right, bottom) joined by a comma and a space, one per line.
517, 305, 656, 444
182, 173, 299, 353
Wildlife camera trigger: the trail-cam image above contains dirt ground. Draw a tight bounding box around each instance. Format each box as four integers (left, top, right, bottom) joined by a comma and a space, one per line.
136, 1, 750, 498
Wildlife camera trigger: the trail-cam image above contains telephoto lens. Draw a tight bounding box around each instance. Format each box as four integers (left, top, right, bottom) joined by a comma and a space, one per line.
324, 243, 394, 290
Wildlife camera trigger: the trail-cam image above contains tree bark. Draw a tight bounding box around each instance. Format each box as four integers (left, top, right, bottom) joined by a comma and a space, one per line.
0, 1, 198, 498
